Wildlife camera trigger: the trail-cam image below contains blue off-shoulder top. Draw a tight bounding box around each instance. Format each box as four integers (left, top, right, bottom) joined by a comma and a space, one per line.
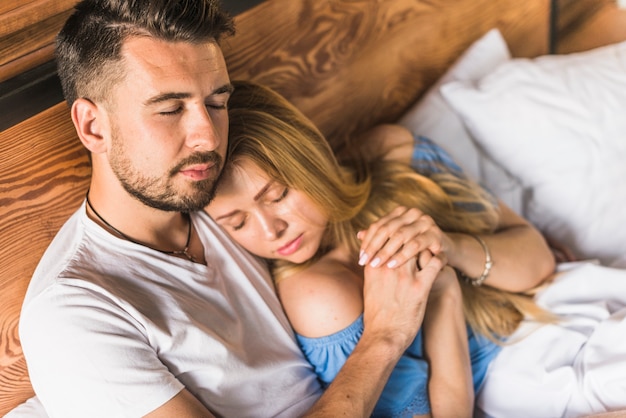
296, 135, 502, 417
297, 315, 500, 417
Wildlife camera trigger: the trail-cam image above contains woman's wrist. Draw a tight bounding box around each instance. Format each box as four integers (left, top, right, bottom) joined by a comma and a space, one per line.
457, 234, 492, 286
447, 232, 493, 286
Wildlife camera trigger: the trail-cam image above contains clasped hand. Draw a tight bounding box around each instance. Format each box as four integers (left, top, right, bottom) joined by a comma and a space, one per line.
358, 206, 455, 351
357, 205, 449, 270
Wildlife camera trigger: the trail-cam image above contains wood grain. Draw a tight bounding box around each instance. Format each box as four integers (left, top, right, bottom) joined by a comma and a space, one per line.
556, 0, 626, 53
0, 0, 78, 37
223, 0, 549, 156
0, 0, 78, 83
0, 102, 89, 415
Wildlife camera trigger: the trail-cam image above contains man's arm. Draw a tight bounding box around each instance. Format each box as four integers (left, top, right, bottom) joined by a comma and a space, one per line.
144, 254, 443, 418
304, 254, 444, 416
144, 390, 215, 418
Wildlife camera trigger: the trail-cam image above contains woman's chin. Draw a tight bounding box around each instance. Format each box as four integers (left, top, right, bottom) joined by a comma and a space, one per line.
276, 249, 315, 265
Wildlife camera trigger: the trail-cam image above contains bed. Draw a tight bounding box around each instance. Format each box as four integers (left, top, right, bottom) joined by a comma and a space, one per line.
1, 0, 625, 416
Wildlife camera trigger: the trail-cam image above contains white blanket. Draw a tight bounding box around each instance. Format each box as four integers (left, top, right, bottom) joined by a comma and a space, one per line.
477, 261, 626, 418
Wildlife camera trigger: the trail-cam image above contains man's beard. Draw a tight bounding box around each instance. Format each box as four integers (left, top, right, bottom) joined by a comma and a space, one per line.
109, 129, 223, 212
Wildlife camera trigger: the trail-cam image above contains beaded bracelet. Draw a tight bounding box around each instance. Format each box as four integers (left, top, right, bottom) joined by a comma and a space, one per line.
459, 234, 493, 287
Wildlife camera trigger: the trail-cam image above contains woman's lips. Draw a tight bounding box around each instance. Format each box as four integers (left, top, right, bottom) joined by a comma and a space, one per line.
277, 234, 303, 256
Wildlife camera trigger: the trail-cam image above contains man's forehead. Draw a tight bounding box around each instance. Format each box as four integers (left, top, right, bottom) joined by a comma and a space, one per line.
121, 36, 223, 69
117, 37, 230, 95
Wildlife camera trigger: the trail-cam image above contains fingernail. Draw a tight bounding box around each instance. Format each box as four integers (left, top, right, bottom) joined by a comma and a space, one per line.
358, 252, 368, 266
370, 257, 381, 268
387, 259, 397, 268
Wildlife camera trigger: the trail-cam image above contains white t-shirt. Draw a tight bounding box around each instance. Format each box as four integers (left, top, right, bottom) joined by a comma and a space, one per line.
19, 202, 321, 418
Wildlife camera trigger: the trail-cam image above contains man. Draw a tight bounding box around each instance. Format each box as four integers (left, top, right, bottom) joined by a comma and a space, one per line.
18, 0, 443, 416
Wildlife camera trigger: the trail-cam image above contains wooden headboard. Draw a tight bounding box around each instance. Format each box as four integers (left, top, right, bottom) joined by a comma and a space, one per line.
222, 0, 549, 154
6, 0, 624, 414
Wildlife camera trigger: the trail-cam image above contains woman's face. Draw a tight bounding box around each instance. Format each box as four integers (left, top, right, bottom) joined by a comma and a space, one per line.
206, 158, 328, 264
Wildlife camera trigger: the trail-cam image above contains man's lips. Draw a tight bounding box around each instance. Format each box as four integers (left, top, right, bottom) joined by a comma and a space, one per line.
277, 234, 303, 256
179, 163, 215, 180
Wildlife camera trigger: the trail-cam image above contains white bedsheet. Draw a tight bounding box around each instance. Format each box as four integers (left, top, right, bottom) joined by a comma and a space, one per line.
477, 261, 626, 418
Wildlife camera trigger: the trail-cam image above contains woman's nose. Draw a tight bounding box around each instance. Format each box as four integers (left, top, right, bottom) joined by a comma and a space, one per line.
258, 213, 287, 240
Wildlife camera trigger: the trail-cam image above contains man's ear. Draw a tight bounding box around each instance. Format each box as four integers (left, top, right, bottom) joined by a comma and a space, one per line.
71, 98, 108, 154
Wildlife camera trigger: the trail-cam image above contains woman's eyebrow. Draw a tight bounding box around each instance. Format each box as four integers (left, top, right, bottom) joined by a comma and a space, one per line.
254, 182, 273, 201
214, 209, 239, 221
214, 181, 273, 221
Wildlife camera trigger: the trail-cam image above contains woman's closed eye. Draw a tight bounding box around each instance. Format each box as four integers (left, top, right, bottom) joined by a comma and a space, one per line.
270, 187, 289, 203
230, 214, 247, 231
261, 181, 289, 203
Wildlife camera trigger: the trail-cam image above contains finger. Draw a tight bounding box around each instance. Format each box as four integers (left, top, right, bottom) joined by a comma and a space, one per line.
368, 232, 411, 268
384, 230, 442, 268
360, 226, 397, 267
417, 250, 433, 270
361, 208, 443, 269
358, 207, 410, 249
416, 253, 446, 289
382, 218, 444, 268
359, 207, 424, 266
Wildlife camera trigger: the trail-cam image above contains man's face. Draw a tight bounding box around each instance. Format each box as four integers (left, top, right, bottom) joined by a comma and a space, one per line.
104, 37, 232, 212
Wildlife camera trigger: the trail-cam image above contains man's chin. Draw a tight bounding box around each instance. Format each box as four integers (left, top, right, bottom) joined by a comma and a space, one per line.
189, 179, 218, 208
165, 177, 218, 212
126, 187, 216, 213
174, 189, 216, 212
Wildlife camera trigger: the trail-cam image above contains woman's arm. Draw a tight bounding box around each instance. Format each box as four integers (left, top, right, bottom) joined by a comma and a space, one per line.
355, 124, 555, 292
357, 202, 554, 292
444, 203, 555, 292
422, 265, 473, 417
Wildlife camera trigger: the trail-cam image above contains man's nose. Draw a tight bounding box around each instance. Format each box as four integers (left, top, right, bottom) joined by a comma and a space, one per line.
185, 106, 220, 150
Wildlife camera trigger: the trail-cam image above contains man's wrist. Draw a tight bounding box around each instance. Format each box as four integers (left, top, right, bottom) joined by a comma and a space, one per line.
358, 327, 409, 363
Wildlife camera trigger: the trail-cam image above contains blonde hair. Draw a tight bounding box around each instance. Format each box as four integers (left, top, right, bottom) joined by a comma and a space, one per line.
226, 80, 548, 339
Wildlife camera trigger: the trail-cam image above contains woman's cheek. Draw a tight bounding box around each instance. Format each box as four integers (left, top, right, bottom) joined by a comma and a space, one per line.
238, 233, 267, 258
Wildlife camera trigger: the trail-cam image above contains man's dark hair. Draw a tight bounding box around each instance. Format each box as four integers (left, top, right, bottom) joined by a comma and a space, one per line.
56, 0, 235, 106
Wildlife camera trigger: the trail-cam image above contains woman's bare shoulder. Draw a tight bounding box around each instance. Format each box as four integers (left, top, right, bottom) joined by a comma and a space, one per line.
276, 258, 364, 338
355, 124, 414, 164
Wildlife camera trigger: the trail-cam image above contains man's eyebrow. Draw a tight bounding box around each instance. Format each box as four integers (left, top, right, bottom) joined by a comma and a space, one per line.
144, 83, 234, 106
216, 83, 235, 95
145, 92, 191, 106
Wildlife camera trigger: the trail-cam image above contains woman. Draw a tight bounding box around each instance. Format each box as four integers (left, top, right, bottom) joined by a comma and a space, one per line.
206, 81, 556, 417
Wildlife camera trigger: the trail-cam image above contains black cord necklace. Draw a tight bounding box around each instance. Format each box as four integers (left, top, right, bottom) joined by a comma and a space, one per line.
85, 192, 196, 262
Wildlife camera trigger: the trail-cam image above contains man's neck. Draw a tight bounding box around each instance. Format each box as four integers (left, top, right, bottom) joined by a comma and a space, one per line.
86, 182, 206, 264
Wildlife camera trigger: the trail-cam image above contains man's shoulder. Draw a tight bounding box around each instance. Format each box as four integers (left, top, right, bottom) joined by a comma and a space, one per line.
23, 205, 140, 316
24, 208, 87, 300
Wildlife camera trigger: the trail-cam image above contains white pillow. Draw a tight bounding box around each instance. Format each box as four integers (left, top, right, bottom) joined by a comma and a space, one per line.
441, 40, 626, 266
398, 28, 526, 215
